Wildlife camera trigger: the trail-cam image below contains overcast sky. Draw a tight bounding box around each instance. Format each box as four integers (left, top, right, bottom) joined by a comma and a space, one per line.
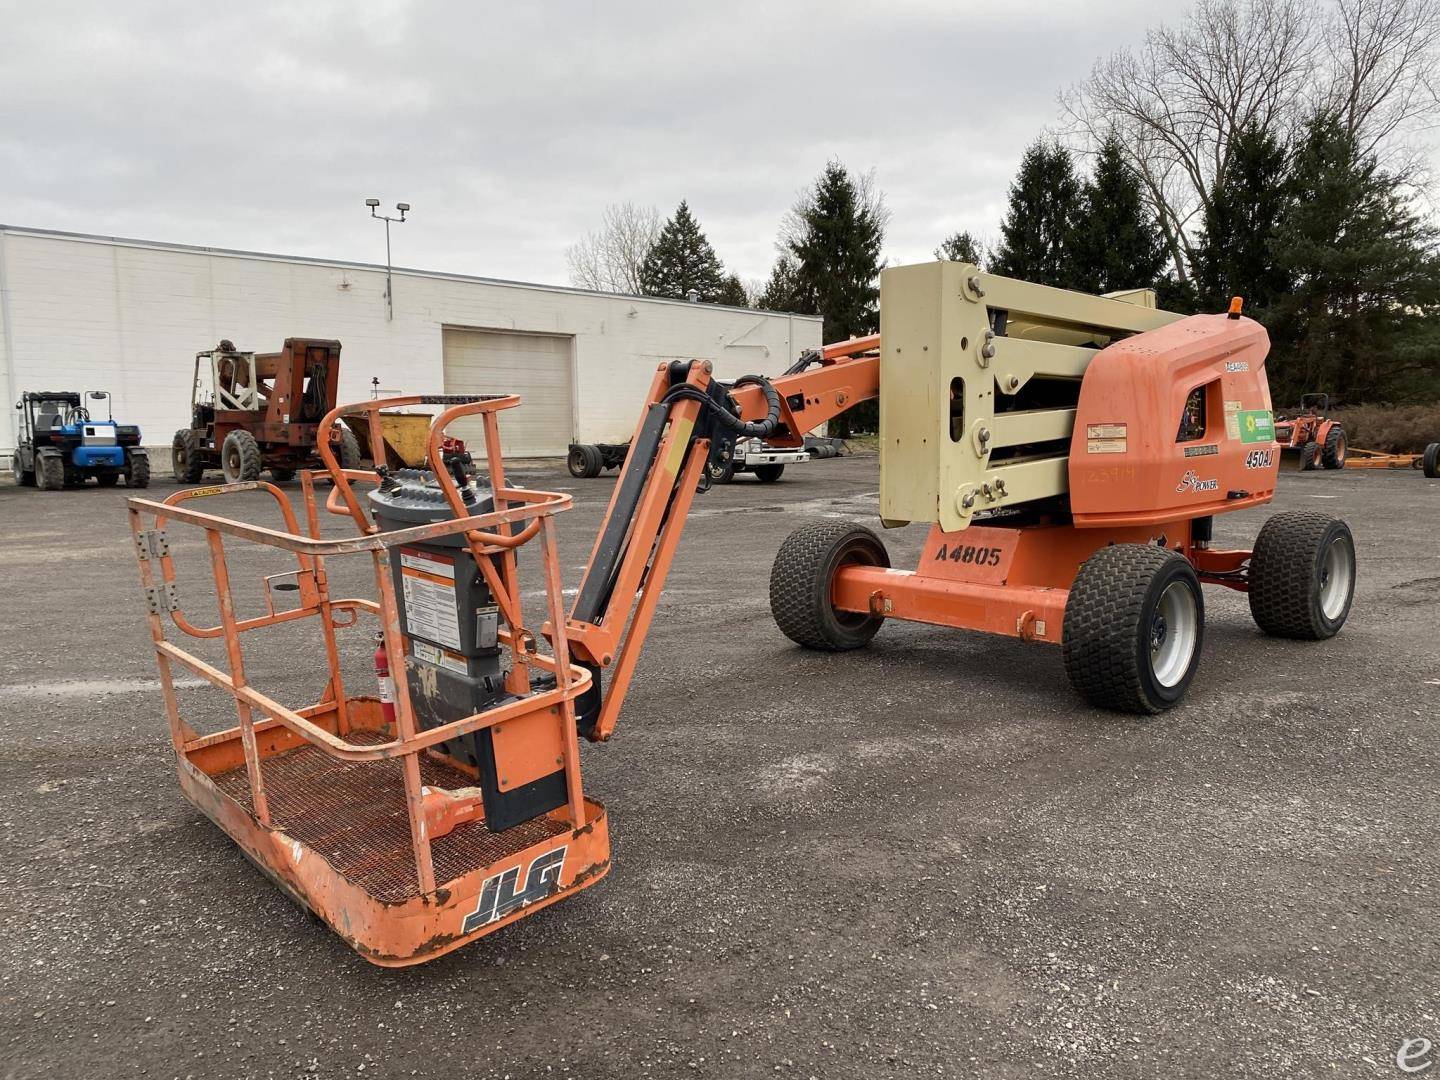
0, 0, 1282, 288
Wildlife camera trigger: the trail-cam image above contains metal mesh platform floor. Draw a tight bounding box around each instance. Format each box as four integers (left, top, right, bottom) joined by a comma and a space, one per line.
210, 730, 568, 903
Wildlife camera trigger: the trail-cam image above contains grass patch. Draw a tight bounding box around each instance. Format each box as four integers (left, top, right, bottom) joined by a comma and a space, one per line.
1329, 404, 1440, 453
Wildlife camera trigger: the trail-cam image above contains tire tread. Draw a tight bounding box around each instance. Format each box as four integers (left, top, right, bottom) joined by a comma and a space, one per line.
1063, 545, 1198, 714
770, 521, 887, 651
1248, 510, 1353, 639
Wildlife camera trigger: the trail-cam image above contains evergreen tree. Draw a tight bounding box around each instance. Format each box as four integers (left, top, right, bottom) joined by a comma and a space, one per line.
990, 139, 1084, 288
637, 201, 727, 301
1071, 135, 1167, 294
787, 161, 885, 343
935, 230, 984, 266
1268, 115, 1440, 403
1191, 126, 1293, 315
785, 161, 886, 435
756, 254, 814, 313
715, 273, 750, 307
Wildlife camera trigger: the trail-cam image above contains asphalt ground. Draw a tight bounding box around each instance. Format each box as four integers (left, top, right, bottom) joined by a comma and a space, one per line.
1, 454, 1437, 1079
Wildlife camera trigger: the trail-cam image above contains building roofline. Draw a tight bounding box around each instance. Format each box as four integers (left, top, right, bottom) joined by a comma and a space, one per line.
0, 223, 823, 322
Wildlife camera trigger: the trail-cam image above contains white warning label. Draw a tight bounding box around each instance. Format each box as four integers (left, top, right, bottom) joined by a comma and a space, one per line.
399, 550, 462, 649
412, 639, 469, 675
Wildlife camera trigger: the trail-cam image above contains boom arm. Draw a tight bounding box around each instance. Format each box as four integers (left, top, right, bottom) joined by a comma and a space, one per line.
561, 337, 879, 741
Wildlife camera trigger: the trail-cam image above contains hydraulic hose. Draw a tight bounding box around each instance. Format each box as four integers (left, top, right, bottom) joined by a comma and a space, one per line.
661, 374, 782, 439
782, 348, 823, 377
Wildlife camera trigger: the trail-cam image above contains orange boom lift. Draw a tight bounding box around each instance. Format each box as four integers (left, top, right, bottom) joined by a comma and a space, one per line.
129, 263, 1356, 965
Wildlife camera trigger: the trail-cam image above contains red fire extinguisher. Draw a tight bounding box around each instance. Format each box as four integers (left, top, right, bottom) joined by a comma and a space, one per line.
374, 632, 397, 727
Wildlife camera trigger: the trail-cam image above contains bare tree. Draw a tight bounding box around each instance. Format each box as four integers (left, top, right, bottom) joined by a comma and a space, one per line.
565, 202, 662, 294
1320, 0, 1440, 161
1062, 0, 1318, 278
1064, 0, 1440, 279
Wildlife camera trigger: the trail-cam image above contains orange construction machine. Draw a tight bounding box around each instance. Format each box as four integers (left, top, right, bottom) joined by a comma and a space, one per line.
172, 338, 361, 484
128, 262, 1355, 965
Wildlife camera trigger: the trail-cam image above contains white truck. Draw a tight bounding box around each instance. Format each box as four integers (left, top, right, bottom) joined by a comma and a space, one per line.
567, 434, 846, 483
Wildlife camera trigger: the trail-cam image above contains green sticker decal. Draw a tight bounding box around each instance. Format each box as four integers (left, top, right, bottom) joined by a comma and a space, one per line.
1238, 410, 1274, 444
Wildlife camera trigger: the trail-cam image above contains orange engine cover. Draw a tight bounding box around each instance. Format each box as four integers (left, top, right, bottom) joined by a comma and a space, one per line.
1069, 313, 1280, 528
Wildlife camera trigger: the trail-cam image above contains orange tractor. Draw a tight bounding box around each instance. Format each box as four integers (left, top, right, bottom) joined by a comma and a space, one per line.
128, 263, 1355, 965
1273, 393, 1347, 470
1274, 392, 1440, 474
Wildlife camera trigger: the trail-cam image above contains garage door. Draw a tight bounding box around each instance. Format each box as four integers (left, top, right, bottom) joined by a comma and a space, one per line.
441, 329, 574, 456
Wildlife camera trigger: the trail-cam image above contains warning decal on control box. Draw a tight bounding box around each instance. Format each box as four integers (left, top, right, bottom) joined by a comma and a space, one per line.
412, 639, 469, 676
398, 550, 462, 650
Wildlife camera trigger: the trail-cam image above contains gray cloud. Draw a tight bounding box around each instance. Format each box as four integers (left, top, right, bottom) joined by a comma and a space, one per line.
2, 0, 1285, 286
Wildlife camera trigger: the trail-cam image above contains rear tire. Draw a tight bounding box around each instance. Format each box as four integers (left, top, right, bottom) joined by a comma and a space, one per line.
95, 473, 120, 487
269, 466, 296, 482
567, 444, 603, 479
339, 427, 362, 471
125, 451, 150, 488
38, 455, 64, 492
1424, 442, 1440, 479
13, 453, 35, 487
221, 430, 263, 484
1299, 441, 1319, 471
1248, 511, 1355, 640
1322, 427, 1346, 470
1063, 545, 1205, 714
770, 521, 889, 651
754, 463, 785, 483
172, 429, 205, 483
708, 456, 736, 484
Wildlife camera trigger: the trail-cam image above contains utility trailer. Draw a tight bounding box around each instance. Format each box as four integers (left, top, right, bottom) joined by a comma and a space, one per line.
128, 262, 1355, 966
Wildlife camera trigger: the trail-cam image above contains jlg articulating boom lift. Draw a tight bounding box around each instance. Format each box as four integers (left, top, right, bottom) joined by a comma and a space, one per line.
129, 262, 1355, 966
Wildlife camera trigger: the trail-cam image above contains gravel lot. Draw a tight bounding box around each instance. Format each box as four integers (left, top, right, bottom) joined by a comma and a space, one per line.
1, 455, 1437, 1079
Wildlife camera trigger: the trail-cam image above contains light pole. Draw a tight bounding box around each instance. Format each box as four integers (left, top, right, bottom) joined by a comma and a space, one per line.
365, 198, 410, 320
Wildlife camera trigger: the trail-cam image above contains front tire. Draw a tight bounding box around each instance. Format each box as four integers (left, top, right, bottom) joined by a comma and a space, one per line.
338, 426, 362, 471
1299, 440, 1320, 471
1249, 512, 1355, 640
754, 463, 785, 483
172, 429, 205, 483
38, 455, 65, 492
13, 452, 35, 487
221, 430, 263, 484
1063, 545, 1205, 714
770, 521, 889, 651
1322, 427, 1346, 470
125, 451, 150, 488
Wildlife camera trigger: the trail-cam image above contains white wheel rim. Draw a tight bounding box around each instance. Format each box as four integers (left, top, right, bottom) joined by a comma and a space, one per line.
1150, 580, 1198, 688
1319, 538, 1353, 621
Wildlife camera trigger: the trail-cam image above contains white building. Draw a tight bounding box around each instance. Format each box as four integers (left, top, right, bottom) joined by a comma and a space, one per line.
0, 225, 822, 460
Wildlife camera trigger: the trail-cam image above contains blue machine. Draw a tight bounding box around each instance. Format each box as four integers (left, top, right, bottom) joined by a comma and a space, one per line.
11, 390, 150, 490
